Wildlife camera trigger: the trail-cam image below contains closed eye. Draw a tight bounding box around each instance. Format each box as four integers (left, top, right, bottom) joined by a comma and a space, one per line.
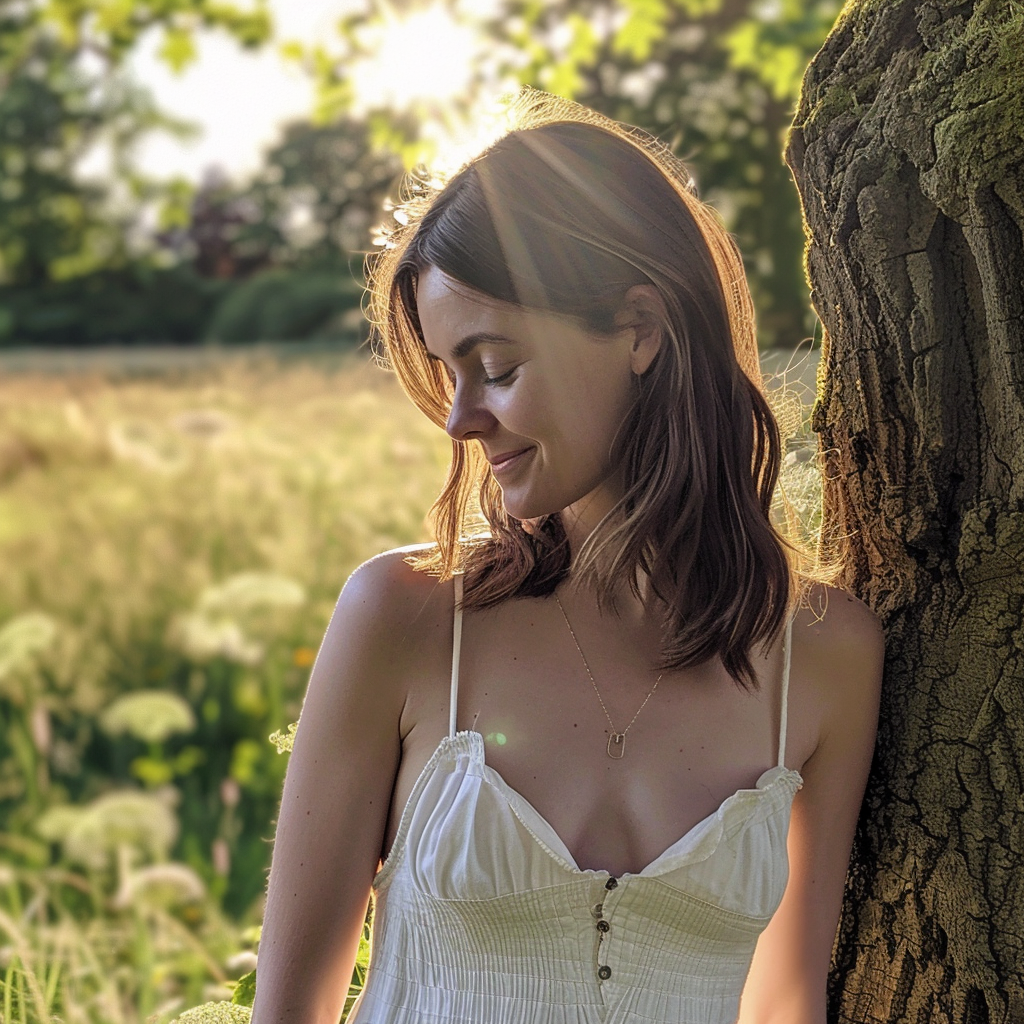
482, 367, 517, 386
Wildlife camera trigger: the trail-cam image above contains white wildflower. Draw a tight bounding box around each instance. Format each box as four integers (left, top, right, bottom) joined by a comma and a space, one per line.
199, 573, 305, 615
0, 613, 58, 679
99, 690, 196, 744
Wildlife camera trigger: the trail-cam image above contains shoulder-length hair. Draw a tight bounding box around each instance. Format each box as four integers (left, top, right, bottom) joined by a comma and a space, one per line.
367, 90, 792, 688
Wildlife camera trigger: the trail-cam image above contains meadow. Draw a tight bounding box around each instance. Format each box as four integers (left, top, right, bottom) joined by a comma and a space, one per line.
0, 345, 817, 1024
0, 347, 448, 1023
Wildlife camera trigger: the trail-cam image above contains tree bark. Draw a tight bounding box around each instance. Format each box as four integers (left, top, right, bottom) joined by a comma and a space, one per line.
786, 1, 1024, 1021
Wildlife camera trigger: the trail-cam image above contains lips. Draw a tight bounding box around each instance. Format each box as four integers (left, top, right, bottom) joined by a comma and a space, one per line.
487, 447, 533, 473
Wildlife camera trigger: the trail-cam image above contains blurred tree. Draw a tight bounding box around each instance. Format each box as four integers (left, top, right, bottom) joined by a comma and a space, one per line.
243, 118, 402, 267
0, 0, 270, 290
159, 119, 402, 277
144, 119, 401, 343
300, 0, 843, 348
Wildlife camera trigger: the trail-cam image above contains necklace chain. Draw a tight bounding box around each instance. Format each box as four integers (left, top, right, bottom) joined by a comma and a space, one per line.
553, 592, 663, 759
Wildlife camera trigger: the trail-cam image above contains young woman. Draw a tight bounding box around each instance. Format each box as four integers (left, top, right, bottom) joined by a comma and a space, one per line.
251, 92, 883, 1024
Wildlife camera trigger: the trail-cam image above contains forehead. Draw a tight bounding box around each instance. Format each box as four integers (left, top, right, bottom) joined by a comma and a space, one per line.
415, 267, 518, 355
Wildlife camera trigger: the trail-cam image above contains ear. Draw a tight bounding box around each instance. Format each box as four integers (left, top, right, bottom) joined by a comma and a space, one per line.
617, 284, 666, 376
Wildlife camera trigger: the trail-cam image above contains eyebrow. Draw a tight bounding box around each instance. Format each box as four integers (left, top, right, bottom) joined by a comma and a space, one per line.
427, 332, 516, 362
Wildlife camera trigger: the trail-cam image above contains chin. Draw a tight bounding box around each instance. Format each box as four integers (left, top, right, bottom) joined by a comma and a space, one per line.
497, 489, 561, 523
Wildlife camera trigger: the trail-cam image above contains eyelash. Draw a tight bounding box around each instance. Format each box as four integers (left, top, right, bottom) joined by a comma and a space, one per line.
440, 366, 517, 387
482, 368, 516, 386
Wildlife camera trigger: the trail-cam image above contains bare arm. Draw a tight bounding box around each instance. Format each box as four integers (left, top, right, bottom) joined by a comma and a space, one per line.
251, 554, 430, 1024
737, 591, 884, 1024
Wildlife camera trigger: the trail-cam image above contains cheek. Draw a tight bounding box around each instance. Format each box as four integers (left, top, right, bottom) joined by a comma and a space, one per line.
547, 383, 634, 469
571, 374, 635, 440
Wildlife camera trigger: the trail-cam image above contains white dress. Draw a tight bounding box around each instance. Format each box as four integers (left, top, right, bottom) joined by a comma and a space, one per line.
348, 579, 802, 1023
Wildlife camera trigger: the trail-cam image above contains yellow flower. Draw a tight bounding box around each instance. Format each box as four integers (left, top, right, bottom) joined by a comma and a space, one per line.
292, 646, 317, 668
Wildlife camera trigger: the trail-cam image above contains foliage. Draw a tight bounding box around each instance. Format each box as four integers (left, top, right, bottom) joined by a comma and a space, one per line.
0, 0, 269, 289
203, 268, 365, 345
0, 5, 178, 289
0, 841, 254, 1024
302, 0, 843, 347
231, 968, 256, 1007
0, 53, 400, 343
0, 264, 229, 346
0, 351, 446, 1021
163, 120, 403, 274
0, 351, 449, 1015
177, 914, 372, 1024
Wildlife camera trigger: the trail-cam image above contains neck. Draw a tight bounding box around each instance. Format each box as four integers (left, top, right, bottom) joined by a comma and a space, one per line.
560, 479, 625, 557
560, 548, 660, 629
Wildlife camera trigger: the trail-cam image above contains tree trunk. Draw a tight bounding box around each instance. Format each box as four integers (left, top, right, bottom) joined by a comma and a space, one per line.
785, 1, 1024, 1021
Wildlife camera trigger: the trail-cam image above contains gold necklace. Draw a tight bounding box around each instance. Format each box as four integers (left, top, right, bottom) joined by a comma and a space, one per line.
553, 592, 664, 760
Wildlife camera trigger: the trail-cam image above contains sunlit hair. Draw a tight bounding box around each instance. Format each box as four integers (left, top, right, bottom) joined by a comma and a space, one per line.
367, 89, 801, 688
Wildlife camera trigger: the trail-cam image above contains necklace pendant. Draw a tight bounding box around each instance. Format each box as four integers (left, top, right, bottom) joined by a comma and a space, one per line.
607, 733, 626, 759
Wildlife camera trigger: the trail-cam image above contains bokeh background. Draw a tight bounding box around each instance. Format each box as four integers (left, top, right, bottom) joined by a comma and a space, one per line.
0, 1, 831, 1020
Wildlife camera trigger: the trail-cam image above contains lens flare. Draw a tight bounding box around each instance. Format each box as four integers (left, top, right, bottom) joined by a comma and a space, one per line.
350, 6, 478, 113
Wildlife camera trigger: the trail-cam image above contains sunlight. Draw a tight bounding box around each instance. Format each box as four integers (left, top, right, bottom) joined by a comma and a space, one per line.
349, 5, 479, 114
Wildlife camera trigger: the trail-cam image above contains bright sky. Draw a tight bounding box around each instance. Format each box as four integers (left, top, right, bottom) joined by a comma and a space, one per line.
117, 0, 492, 184
123, 1, 352, 183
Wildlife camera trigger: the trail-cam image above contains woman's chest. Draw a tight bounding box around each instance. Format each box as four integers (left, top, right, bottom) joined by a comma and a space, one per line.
387, 600, 791, 876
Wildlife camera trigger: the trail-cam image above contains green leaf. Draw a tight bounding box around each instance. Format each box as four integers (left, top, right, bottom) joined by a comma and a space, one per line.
130, 755, 175, 786
278, 39, 305, 64
231, 970, 257, 1007
614, 0, 670, 63
158, 28, 198, 74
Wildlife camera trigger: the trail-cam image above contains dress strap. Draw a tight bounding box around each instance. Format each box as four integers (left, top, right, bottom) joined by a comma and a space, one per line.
449, 574, 464, 739
778, 614, 794, 768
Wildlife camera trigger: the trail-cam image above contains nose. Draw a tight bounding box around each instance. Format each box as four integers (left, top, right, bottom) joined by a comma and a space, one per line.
445, 381, 496, 441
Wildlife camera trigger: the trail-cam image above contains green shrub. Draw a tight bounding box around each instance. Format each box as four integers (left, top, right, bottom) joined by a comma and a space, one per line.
204, 268, 364, 344
0, 266, 228, 347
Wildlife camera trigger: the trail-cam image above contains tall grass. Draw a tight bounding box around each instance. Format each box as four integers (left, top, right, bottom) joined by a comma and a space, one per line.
0, 350, 447, 1023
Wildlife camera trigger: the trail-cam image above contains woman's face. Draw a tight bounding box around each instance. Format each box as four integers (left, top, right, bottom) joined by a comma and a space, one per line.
416, 266, 649, 530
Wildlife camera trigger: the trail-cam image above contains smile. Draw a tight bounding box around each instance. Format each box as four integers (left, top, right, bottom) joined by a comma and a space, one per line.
488, 447, 533, 475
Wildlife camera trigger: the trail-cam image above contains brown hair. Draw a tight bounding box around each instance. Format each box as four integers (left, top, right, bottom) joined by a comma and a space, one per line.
367, 90, 794, 688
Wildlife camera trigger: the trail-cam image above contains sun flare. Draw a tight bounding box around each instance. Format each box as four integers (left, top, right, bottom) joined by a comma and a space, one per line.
350, 5, 480, 113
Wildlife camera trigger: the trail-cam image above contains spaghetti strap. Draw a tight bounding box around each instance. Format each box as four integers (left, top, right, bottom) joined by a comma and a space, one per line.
449, 574, 464, 739
778, 615, 794, 768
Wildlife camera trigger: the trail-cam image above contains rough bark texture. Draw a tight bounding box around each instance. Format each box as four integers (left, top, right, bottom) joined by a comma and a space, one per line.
786, 1, 1024, 1021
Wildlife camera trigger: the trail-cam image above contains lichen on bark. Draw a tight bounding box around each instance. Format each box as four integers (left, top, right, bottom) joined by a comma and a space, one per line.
787, 1, 1024, 1021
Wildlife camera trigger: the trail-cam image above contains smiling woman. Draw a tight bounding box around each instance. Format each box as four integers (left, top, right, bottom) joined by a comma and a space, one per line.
415, 267, 656, 524
251, 90, 883, 1024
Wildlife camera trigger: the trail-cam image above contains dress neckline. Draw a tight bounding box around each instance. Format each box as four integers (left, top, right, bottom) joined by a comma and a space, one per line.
376, 728, 802, 888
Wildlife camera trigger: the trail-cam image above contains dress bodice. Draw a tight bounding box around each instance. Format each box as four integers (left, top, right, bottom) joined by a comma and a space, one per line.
347, 580, 801, 1024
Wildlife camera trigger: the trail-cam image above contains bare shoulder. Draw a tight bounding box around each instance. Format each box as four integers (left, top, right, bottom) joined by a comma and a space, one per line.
339, 545, 450, 624
791, 583, 884, 742
792, 583, 884, 658
326, 545, 455, 684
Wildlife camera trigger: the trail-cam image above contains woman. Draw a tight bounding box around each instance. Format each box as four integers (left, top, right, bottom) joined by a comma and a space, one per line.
252, 91, 883, 1024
